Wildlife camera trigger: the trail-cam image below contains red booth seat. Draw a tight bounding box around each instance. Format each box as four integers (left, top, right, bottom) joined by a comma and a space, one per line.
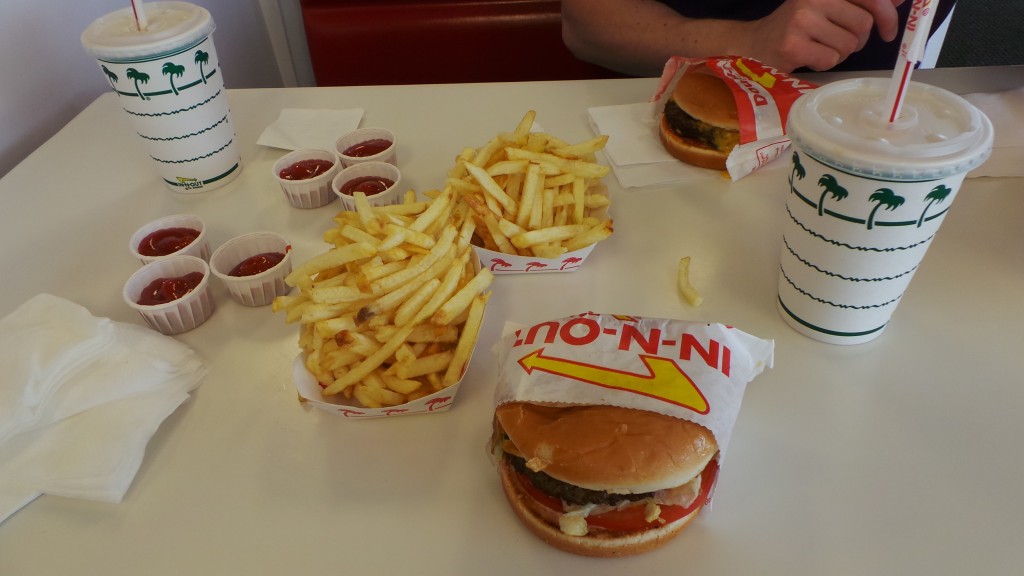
299, 0, 626, 86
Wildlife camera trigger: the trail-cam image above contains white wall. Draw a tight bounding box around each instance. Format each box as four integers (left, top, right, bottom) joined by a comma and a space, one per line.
0, 0, 311, 179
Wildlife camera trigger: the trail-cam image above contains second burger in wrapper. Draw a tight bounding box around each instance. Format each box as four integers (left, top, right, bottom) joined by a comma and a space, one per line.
651, 56, 818, 180
489, 313, 774, 557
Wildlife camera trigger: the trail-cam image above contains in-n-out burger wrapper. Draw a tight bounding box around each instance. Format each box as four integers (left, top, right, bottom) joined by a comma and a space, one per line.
651, 56, 818, 181
494, 313, 774, 471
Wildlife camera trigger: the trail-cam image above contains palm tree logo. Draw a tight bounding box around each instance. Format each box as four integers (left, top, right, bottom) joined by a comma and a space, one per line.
866, 188, 906, 229
101, 65, 118, 90
816, 174, 848, 216
789, 150, 806, 194
194, 50, 209, 83
525, 261, 548, 272
162, 62, 186, 95
560, 256, 583, 270
489, 258, 512, 272
917, 184, 952, 227
125, 68, 150, 100
426, 397, 452, 411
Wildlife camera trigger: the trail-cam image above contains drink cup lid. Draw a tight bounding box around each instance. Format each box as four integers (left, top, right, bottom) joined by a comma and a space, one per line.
82, 1, 214, 61
787, 78, 993, 180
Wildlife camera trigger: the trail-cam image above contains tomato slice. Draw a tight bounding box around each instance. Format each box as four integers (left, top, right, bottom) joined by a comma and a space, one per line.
516, 458, 719, 534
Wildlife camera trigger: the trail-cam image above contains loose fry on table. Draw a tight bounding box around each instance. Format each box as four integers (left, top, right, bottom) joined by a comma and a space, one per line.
677, 256, 704, 307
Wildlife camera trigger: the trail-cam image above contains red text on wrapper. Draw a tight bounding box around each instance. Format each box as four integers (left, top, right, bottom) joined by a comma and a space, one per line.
511, 314, 729, 414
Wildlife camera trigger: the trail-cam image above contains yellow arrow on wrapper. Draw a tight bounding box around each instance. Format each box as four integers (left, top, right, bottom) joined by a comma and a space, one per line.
517, 348, 709, 414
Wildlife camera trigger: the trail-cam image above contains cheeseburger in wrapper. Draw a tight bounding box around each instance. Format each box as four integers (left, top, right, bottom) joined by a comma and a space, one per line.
489, 313, 773, 557
651, 56, 818, 180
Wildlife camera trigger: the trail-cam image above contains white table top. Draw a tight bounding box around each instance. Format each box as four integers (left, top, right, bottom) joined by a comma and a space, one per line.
2, 66, 1023, 575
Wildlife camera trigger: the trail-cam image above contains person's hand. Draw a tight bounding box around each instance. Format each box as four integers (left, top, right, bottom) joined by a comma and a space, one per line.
742, 0, 904, 71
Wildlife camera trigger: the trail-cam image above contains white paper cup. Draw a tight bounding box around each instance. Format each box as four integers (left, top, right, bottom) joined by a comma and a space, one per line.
332, 161, 403, 211
123, 254, 215, 334
81, 2, 241, 192
272, 148, 340, 209
210, 232, 293, 306
129, 213, 210, 264
335, 127, 397, 167
777, 78, 993, 344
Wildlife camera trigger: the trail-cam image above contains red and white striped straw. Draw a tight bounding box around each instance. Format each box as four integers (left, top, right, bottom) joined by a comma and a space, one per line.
131, 0, 149, 31
884, 0, 938, 124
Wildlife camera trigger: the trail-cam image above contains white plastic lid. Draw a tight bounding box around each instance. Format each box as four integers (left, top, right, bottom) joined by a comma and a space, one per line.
787, 78, 993, 180
82, 1, 214, 61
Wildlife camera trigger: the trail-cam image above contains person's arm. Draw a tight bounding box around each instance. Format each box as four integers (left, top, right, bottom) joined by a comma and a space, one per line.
562, 0, 905, 75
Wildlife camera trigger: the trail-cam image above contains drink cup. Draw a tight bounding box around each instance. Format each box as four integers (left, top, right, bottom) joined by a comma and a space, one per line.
778, 78, 992, 345
81, 1, 241, 193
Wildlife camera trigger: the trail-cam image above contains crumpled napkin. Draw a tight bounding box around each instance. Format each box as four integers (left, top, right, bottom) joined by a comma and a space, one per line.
587, 103, 729, 189
0, 294, 208, 524
256, 108, 365, 152
589, 86, 1024, 188
966, 87, 1024, 178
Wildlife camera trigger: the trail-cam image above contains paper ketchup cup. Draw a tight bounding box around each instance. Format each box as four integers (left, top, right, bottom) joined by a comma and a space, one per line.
331, 161, 403, 211
209, 231, 292, 307
123, 254, 214, 334
335, 127, 397, 167
272, 148, 340, 209
129, 213, 210, 264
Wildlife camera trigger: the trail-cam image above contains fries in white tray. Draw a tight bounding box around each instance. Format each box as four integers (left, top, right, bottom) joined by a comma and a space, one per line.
274, 189, 492, 415
446, 110, 614, 274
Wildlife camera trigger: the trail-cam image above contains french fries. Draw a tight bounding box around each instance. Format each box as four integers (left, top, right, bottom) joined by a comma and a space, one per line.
448, 111, 613, 258
273, 191, 493, 408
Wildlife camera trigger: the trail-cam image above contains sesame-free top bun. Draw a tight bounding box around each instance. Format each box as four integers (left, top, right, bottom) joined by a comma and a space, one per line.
672, 71, 739, 130
495, 403, 718, 494
498, 458, 705, 558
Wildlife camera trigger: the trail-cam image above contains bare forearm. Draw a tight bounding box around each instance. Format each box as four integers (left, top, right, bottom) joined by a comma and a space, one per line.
562, 0, 905, 75
561, 0, 748, 76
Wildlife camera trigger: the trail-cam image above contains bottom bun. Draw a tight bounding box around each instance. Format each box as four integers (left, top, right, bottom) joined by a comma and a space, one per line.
659, 116, 730, 172
498, 460, 702, 557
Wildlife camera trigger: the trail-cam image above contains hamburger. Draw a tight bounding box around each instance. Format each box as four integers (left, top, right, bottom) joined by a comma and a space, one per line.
659, 71, 740, 171
490, 402, 719, 557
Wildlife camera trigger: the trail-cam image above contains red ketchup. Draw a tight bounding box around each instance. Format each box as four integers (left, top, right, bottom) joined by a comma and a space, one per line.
137, 272, 204, 306
138, 227, 200, 257
339, 176, 394, 196
342, 139, 392, 158
229, 252, 286, 277
279, 159, 334, 180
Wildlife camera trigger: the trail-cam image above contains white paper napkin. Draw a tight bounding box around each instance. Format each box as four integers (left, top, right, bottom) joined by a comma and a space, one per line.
257, 108, 365, 152
587, 103, 728, 189
966, 87, 1024, 178
0, 294, 208, 524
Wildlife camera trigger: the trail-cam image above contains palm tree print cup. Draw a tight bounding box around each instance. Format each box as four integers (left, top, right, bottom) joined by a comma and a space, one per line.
81, 2, 240, 193
777, 78, 993, 344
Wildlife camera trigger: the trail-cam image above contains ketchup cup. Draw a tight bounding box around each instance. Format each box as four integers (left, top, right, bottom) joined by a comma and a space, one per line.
335, 127, 397, 167
272, 148, 340, 209
332, 161, 403, 211
129, 214, 210, 265
210, 232, 293, 306
123, 255, 214, 335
